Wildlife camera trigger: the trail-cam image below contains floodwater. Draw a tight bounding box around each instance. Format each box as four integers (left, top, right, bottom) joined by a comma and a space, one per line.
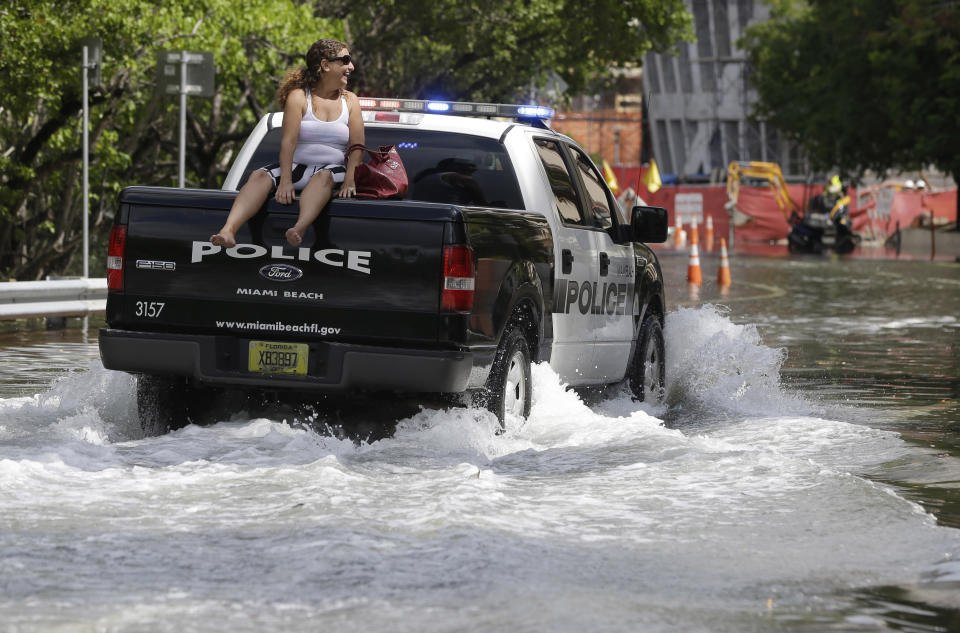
0, 254, 958, 632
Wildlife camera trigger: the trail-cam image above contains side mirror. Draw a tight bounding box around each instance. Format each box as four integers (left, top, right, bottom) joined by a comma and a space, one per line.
631, 205, 669, 243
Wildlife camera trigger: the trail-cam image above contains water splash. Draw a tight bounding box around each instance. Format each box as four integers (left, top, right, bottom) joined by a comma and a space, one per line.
664, 304, 809, 417
0, 305, 815, 451
0, 309, 958, 632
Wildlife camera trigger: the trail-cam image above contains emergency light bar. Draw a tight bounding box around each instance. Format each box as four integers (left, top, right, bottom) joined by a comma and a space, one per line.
358, 98, 555, 120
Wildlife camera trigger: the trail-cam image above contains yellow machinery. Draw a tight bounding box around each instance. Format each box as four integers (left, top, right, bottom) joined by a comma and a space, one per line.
726, 161, 800, 221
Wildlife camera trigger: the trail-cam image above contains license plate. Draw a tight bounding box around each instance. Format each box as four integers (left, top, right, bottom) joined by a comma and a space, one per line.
248, 341, 308, 375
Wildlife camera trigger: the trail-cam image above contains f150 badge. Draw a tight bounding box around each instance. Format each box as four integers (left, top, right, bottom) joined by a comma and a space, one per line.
136, 259, 175, 271
259, 264, 302, 282
191, 241, 372, 275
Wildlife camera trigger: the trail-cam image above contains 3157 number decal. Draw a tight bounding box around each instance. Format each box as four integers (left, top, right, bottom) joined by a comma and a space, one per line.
135, 301, 165, 318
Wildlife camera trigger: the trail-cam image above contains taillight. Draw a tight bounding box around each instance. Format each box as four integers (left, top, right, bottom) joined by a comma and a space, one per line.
441, 244, 476, 312
107, 225, 126, 291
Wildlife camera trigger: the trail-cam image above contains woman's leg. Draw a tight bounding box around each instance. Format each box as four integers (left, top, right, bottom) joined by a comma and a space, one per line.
285, 170, 334, 246
211, 170, 274, 247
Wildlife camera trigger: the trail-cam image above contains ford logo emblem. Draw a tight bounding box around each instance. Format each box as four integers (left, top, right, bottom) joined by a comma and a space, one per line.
258, 264, 303, 282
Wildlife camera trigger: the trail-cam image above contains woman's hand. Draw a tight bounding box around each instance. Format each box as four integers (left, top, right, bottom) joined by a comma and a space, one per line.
338, 178, 357, 198
275, 179, 295, 204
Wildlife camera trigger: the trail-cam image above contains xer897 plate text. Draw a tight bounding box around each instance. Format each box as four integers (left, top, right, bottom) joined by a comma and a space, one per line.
248, 341, 308, 375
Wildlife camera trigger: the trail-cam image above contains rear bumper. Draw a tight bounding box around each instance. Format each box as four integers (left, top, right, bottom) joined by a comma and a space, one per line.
98, 328, 474, 393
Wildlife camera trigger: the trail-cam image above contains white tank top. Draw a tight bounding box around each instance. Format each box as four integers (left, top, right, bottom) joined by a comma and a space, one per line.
293, 89, 349, 166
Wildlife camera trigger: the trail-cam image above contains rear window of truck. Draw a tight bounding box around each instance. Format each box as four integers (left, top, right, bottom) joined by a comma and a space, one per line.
240, 128, 525, 210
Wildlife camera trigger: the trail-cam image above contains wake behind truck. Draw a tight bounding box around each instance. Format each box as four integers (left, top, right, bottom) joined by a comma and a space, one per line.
99, 99, 669, 434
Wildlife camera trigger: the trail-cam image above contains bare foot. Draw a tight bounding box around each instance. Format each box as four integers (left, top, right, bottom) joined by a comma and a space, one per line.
285, 227, 303, 247
210, 232, 236, 248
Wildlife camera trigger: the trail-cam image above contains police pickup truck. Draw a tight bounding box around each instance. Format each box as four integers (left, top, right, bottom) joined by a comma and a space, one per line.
99, 99, 668, 434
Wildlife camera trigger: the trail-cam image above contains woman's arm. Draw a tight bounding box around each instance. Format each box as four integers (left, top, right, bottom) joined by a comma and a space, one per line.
276, 89, 306, 204
339, 90, 365, 198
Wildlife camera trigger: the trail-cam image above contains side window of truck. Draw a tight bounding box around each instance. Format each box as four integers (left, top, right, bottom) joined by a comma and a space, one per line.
569, 147, 615, 231
533, 138, 586, 226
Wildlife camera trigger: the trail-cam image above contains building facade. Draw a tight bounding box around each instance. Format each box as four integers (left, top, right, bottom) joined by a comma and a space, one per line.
551, 68, 645, 169
643, 0, 804, 181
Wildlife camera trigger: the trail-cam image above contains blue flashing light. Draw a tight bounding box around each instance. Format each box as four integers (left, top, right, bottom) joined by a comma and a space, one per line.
517, 105, 555, 119
359, 96, 556, 123
397, 142, 419, 149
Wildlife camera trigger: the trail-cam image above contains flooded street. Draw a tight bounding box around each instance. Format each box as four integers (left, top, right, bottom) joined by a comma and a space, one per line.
0, 255, 958, 632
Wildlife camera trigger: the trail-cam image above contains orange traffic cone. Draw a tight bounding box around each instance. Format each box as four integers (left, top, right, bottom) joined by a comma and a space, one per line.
687, 243, 702, 287
717, 238, 732, 293
705, 215, 714, 251
689, 216, 699, 247
674, 215, 686, 249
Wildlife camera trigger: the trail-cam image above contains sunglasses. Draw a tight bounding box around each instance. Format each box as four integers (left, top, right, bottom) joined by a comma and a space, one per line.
327, 55, 353, 65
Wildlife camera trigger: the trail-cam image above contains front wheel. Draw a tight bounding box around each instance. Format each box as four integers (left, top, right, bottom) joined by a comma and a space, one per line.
482, 324, 532, 427
627, 315, 666, 404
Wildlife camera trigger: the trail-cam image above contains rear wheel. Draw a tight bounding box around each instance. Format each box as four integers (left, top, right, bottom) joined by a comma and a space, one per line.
627, 315, 666, 404
136, 375, 206, 436
482, 324, 532, 427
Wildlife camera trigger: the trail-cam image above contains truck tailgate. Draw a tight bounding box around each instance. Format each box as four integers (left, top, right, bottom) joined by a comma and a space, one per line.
111, 188, 455, 345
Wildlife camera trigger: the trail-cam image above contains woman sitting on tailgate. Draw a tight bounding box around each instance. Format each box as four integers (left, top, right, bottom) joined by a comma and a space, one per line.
210, 38, 364, 248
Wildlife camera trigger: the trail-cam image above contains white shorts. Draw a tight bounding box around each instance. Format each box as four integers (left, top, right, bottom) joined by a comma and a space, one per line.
259, 162, 345, 191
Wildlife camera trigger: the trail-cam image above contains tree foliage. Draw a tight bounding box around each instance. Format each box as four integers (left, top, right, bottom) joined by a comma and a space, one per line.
741, 0, 960, 193
324, 0, 692, 101
0, 0, 337, 279
0, 0, 691, 280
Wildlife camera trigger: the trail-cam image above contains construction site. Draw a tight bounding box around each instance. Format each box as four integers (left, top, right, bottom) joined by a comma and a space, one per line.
551, 0, 959, 262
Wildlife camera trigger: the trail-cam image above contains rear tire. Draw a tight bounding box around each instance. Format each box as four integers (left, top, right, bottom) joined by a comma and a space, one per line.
481, 324, 532, 428
627, 315, 666, 404
136, 375, 201, 436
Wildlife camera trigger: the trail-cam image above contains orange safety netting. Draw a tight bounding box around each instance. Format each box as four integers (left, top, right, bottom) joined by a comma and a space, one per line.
613, 166, 957, 246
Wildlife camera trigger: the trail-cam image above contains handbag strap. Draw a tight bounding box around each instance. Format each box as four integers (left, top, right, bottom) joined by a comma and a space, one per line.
346, 144, 393, 161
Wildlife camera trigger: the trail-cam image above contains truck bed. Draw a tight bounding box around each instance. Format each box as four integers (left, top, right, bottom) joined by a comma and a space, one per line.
111, 186, 467, 347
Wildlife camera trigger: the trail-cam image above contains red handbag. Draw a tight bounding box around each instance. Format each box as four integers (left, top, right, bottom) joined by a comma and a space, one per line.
346, 144, 408, 199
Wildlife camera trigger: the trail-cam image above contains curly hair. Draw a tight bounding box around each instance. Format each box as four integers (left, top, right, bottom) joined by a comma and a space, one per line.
276, 38, 348, 108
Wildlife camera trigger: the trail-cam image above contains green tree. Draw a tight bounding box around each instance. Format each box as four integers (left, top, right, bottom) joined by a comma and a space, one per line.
0, 0, 338, 280
1, 0, 692, 280
324, 0, 693, 101
741, 0, 960, 224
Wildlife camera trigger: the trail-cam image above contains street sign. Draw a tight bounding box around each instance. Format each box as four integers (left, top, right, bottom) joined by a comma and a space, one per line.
155, 51, 215, 187
155, 51, 215, 96
675, 193, 704, 224
81, 37, 102, 85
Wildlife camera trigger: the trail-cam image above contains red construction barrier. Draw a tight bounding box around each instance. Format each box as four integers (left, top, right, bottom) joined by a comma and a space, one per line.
733, 186, 791, 242
613, 168, 732, 252
852, 188, 956, 237
613, 166, 957, 249
920, 190, 957, 225
614, 166, 797, 246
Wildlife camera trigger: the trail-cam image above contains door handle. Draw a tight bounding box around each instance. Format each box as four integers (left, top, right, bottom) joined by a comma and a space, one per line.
562, 249, 574, 274
599, 252, 610, 276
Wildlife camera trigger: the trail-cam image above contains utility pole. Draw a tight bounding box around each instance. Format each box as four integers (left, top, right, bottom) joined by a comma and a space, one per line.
80, 37, 101, 279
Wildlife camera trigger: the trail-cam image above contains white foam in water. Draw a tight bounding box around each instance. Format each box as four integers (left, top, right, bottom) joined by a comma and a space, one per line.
664, 304, 810, 417
0, 307, 957, 632
773, 314, 959, 336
